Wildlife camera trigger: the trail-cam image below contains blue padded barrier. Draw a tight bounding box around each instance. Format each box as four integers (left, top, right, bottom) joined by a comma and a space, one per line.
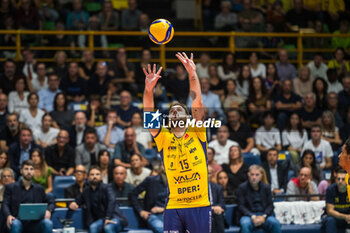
51, 208, 84, 230
242, 153, 261, 166
52, 176, 76, 198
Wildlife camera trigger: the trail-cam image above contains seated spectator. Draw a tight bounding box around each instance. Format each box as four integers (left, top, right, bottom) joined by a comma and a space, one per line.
98, 150, 112, 184
86, 95, 105, 128
338, 76, 350, 119
221, 145, 249, 203
44, 130, 75, 176
302, 125, 333, 170
265, 2, 285, 32
121, 0, 142, 31
293, 66, 313, 98
0, 168, 14, 205
217, 171, 235, 204
274, 79, 302, 130
249, 52, 266, 78
8, 76, 29, 115
98, 1, 120, 31
285, 0, 313, 31
114, 127, 147, 168
188, 78, 225, 121
208, 125, 238, 165
78, 50, 97, 81
69, 166, 127, 233
265, 63, 280, 95
221, 79, 245, 110
129, 166, 167, 233
331, 20, 350, 49
67, 111, 93, 148
59, 62, 87, 106
30, 63, 48, 92
165, 64, 189, 104
0, 59, 16, 95
282, 112, 308, 163
49, 51, 68, 81
275, 49, 297, 81
341, 107, 350, 143
0, 150, 9, 175
214, 1, 237, 31
235, 18, 259, 51
322, 169, 350, 233
0, 93, 8, 132
238, 0, 263, 31
19, 93, 45, 131
88, 62, 113, 96
33, 113, 59, 148
307, 53, 328, 80
209, 168, 226, 233
237, 165, 281, 233
313, 77, 329, 111
298, 93, 322, 131
258, 23, 283, 60
134, 48, 152, 92
97, 110, 124, 150
66, 0, 89, 30
208, 64, 225, 97
0, 113, 19, 152
64, 165, 88, 199
2, 160, 54, 233
286, 166, 319, 201
255, 112, 282, 155
207, 147, 222, 175
196, 52, 210, 79
328, 48, 350, 78
125, 153, 151, 186
8, 127, 40, 178
217, 53, 239, 81
327, 69, 343, 94
50, 93, 75, 129
108, 48, 137, 96
15, 0, 41, 30
247, 76, 271, 126
321, 111, 343, 151
115, 90, 140, 128
131, 112, 152, 149
38, 73, 61, 112
109, 166, 134, 206
327, 92, 344, 129
36, 0, 59, 26
75, 128, 107, 171
21, 49, 36, 80
262, 148, 289, 195
30, 148, 52, 194
102, 79, 121, 109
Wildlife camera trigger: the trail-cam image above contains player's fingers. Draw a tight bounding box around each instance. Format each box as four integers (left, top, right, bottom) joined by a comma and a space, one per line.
153, 64, 156, 73
191, 53, 193, 60
156, 66, 163, 75
182, 52, 189, 60
147, 64, 152, 74
142, 67, 148, 76
176, 53, 185, 63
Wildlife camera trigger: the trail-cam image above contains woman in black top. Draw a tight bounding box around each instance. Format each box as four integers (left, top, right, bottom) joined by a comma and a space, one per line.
312, 77, 328, 111
50, 93, 75, 129
221, 145, 249, 203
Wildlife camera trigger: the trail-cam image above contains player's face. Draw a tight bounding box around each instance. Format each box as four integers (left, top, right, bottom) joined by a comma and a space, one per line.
169, 105, 187, 122
339, 145, 350, 171
248, 169, 262, 186
336, 173, 347, 190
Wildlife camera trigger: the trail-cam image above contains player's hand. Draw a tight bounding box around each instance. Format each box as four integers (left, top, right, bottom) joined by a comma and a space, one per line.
144, 64, 162, 92
140, 210, 151, 220
7, 215, 15, 228
176, 52, 196, 77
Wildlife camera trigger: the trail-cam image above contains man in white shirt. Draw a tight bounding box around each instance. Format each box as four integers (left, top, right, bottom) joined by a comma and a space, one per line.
195, 52, 210, 79
302, 125, 333, 169
255, 112, 282, 155
307, 53, 328, 80
33, 113, 60, 148
125, 153, 151, 186
208, 125, 238, 164
97, 110, 124, 151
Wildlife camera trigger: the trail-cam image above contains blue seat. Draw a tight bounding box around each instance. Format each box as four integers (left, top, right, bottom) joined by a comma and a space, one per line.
224, 204, 236, 226
120, 206, 153, 232
52, 176, 76, 198
278, 151, 291, 163
51, 208, 84, 230
243, 153, 261, 166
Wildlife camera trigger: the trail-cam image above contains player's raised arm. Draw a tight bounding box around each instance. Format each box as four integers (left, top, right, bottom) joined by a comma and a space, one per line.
143, 64, 163, 137
176, 52, 204, 121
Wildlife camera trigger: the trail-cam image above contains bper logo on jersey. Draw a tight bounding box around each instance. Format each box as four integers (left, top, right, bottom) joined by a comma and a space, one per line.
143, 110, 162, 129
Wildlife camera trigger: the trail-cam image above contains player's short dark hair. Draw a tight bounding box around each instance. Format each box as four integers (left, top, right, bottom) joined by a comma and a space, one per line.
345, 138, 350, 155
169, 101, 190, 115
21, 160, 34, 169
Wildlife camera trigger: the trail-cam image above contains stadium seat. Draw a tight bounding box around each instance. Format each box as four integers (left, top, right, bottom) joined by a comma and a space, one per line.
120, 206, 153, 233
242, 153, 261, 166
278, 151, 291, 163
51, 208, 85, 230
52, 176, 76, 198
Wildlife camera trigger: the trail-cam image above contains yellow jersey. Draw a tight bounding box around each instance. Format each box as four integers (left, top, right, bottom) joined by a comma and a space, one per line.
346, 173, 350, 201
154, 125, 210, 209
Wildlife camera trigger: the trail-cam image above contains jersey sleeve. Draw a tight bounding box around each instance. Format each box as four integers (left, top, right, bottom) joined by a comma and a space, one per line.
192, 124, 207, 142
153, 126, 166, 152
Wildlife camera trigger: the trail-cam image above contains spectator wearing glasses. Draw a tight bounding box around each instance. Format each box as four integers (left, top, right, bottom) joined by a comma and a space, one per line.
65, 165, 88, 199
0, 168, 15, 205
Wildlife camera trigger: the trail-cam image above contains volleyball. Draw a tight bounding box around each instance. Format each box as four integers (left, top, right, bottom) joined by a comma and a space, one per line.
148, 19, 174, 45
